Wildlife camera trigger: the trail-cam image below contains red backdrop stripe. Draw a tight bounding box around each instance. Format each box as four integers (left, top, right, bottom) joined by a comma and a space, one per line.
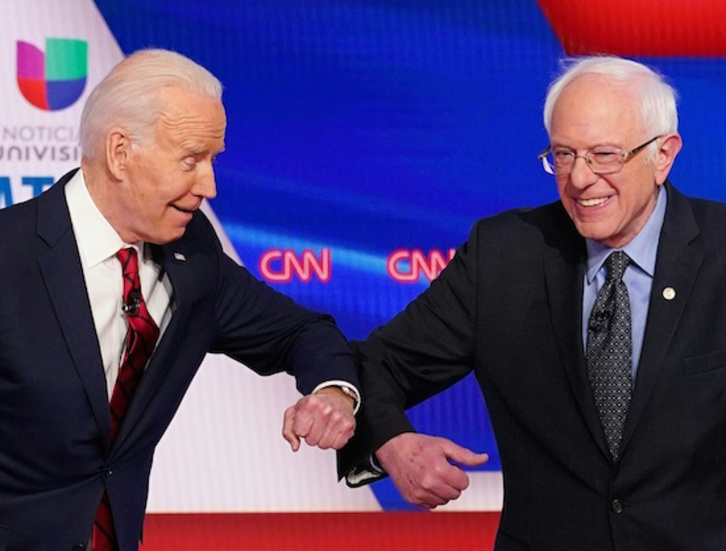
142, 512, 500, 550
538, 0, 726, 57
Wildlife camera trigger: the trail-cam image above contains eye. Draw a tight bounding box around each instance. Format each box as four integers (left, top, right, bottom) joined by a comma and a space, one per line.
552, 149, 575, 161
591, 150, 619, 163
182, 156, 197, 169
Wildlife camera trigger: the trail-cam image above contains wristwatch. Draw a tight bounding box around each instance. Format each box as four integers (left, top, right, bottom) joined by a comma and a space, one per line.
338, 385, 360, 412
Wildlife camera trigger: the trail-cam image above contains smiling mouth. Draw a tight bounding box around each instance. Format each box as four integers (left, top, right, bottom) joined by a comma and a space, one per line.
578, 196, 611, 207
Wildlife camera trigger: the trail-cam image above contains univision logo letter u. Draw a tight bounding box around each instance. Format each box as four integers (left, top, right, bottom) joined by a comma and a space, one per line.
17, 38, 88, 111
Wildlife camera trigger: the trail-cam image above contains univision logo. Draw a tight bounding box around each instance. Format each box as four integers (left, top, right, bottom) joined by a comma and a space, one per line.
16, 38, 88, 111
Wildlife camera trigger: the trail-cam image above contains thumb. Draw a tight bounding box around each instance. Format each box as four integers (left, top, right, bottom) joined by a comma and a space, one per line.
282, 406, 301, 452
441, 439, 489, 467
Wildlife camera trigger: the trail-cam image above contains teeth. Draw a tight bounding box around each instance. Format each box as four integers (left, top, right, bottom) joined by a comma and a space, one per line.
579, 197, 608, 207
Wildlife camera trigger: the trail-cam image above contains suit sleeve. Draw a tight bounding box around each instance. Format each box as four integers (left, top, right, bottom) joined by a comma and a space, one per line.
339, 222, 479, 479
201, 217, 358, 396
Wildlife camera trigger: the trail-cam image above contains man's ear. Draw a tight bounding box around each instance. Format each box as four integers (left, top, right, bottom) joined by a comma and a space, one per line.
654, 133, 683, 185
106, 128, 132, 181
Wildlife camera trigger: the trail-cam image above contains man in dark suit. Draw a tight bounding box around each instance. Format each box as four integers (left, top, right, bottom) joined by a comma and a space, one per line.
341, 56, 726, 550
0, 49, 359, 550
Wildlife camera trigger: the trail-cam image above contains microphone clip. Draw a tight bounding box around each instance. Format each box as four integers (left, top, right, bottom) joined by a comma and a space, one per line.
122, 289, 142, 316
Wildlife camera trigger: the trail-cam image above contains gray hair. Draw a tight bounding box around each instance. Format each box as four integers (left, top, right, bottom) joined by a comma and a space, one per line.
543, 56, 678, 160
80, 49, 223, 160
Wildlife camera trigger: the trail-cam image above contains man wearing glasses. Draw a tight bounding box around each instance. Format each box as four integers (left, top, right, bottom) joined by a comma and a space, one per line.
341, 56, 726, 549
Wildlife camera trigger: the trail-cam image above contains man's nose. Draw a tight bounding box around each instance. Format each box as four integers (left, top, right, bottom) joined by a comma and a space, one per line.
195, 164, 217, 199
568, 155, 599, 188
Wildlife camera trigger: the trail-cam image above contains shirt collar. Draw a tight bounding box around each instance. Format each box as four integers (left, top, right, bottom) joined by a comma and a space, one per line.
586, 184, 667, 283
65, 169, 142, 269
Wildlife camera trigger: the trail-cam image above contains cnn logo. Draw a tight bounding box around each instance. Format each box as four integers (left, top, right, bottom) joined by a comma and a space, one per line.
259, 249, 331, 283
387, 249, 456, 283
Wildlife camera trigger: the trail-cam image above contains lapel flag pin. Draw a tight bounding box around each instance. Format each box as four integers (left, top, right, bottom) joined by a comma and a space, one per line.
174, 252, 187, 262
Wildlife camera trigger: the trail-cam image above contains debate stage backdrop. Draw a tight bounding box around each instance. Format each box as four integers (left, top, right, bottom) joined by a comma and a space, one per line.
1, 0, 725, 548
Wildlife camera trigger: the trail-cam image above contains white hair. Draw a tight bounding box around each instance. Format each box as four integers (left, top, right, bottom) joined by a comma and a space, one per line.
80, 49, 223, 160
543, 56, 678, 161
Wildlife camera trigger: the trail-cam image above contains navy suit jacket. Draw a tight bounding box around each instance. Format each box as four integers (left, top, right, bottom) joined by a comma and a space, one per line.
0, 170, 358, 550
342, 182, 726, 550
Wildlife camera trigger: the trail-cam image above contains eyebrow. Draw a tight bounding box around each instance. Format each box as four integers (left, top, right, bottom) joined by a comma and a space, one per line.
551, 141, 623, 150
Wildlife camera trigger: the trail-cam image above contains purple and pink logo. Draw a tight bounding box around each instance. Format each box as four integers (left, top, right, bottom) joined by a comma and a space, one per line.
17, 38, 88, 111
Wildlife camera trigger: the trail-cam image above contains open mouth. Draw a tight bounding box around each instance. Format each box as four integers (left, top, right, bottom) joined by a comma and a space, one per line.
577, 196, 611, 208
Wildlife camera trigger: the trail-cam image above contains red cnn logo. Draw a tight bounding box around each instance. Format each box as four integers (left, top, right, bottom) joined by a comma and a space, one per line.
387, 248, 456, 283
259, 248, 331, 283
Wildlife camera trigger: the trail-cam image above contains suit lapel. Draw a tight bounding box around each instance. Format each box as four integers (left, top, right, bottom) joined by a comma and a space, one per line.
543, 210, 611, 458
619, 183, 702, 453
36, 173, 111, 447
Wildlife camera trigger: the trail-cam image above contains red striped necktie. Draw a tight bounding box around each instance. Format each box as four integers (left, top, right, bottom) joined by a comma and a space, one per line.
94, 247, 159, 551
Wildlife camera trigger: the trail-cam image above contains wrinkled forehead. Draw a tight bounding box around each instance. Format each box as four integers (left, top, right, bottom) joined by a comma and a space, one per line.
159, 86, 225, 119
156, 87, 227, 143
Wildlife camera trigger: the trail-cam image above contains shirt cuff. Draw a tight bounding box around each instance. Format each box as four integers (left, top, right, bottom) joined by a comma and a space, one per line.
345, 453, 386, 487
312, 380, 361, 414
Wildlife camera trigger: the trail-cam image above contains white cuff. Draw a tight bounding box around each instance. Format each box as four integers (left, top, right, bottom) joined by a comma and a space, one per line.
345, 454, 386, 487
312, 380, 361, 414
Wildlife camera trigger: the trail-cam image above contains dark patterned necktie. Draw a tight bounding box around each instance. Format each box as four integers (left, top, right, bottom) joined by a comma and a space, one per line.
586, 251, 632, 461
94, 247, 160, 551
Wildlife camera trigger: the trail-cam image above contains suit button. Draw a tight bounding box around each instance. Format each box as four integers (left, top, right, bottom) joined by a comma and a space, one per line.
104, 466, 113, 478
611, 499, 624, 514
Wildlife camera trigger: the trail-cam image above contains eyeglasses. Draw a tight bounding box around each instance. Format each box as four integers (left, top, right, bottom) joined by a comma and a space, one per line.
538, 135, 662, 176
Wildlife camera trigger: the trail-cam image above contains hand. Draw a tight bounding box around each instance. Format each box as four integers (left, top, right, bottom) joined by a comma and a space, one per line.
282, 387, 356, 452
375, 432, 489, 509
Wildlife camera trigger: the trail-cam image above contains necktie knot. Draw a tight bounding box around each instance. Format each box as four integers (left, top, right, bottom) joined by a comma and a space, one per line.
605, 250, 630, 284
116, 246, 135, 271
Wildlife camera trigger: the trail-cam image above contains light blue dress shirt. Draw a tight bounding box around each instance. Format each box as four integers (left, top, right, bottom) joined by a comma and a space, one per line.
582, 185, 667, 384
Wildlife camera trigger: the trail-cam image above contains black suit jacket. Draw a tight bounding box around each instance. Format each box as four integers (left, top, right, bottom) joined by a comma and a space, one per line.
0, 170, 358, 551
343, 182, 726, 550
